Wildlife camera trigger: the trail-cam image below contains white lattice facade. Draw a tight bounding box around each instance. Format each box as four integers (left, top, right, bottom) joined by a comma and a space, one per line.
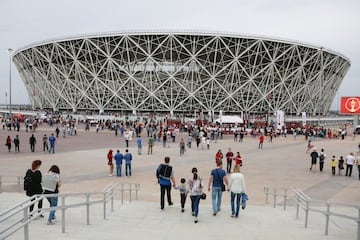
13, 31, 350, 115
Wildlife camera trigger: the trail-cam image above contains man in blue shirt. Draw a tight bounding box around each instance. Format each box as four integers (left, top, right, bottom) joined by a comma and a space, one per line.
123, 149, 133, 176
208, 160, 228, 216
136, 136, 142, 155
48, 133, 56, 154
114, 150, 123, 177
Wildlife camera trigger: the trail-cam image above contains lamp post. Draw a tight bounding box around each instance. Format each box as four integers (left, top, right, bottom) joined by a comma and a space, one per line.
8, 48, 13, 119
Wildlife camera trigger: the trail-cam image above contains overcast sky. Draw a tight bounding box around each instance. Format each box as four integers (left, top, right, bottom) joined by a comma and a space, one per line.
0, 0, 359, 110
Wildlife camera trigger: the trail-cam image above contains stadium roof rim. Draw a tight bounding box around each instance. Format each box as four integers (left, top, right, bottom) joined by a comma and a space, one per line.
13, 29, 350, 64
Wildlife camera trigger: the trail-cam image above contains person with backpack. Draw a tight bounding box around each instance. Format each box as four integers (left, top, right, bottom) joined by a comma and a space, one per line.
24, 160, 44, 217
156, 156, 176, 211
319, 148, 326, 172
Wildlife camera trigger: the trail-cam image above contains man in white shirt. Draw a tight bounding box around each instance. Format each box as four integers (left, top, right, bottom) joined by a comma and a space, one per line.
345, 152, 356, 177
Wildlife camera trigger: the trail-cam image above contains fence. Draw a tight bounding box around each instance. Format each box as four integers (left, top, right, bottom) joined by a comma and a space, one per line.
263, 187, 360, 240
0, 182, 140, 240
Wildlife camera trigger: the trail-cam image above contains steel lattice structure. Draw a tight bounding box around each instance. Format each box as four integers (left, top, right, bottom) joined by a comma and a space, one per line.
13, 31, 350, 115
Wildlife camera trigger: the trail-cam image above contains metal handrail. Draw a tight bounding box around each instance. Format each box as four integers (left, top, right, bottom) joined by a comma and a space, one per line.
0, 182, 140, 240
264, 187, 360, 240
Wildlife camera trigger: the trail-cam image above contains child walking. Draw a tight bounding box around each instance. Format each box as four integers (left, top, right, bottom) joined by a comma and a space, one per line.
331, 156, 337, 175
338, 156, 344, 175
174, 178, 187, 212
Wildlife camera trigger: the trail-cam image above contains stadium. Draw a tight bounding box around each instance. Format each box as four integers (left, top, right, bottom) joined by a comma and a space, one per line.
12, 31, 351, 115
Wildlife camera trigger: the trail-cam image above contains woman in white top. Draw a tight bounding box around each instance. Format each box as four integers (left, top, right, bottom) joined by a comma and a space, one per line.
228, 164, 246, 218
187, 167, 203, 223
42, 165, 61, 225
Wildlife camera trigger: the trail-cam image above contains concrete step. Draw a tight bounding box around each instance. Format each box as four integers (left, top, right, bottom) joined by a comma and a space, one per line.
0, 192, 357, 240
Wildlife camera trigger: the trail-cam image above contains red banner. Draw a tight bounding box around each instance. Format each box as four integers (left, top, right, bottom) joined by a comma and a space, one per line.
340, 97, 360, 114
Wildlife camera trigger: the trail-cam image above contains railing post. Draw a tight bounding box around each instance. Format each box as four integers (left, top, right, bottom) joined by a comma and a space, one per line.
0, 176, 2, 193
111, 188, 114, 211
357, 207, 360, 240
86, 194, 90, 225
325, 202, 330, 236
23, 207, 29, 240
296, 193, 300, 219
17, 176, 21, 191
103, 192, 107, 220
264, 187, 269, 204
283, 189, 287, 211
305, 201, 309, 228
61, 195, 66, 233
129, 183, 132, 202
121, 184, 124, 204
273, 188, 277, 208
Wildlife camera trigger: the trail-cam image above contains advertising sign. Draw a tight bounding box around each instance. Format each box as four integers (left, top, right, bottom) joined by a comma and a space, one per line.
341, 97, 360, 114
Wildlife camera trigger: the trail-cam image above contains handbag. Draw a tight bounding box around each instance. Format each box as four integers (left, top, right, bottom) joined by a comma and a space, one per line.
200, 193, 207, 200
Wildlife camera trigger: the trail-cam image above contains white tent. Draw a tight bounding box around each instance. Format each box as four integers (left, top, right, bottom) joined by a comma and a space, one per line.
214, 115, 243, 124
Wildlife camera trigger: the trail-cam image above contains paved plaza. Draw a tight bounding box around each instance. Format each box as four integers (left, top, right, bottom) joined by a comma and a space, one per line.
0, 124, 359, 239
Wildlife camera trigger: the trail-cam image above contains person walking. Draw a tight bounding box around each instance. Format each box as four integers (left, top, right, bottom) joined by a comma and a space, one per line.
24, 160, 44, 217
345, 152, 356, 177
331, 156, 337, 176
208, 160, 228, 216
107, 149, 114, 176
338, 156, 345, 175
225, 148, 234, 173
13, 135, 20, 152
42, 134, 49, 152
114, 150, 123, 177
309, 148, 319, 171
124, 149, 133, 176
42, 165, 61, 225
156, 156, 176, 211
174, 178, 187, 213
319, 148, 326, 172
179, 138, 186, 156
258, 133, 265, 149
356, 152, 360, 180
5, 136, 12, 152
148, 135, 154, 155
188, 167, 203, 223
228, 164, 246, 218
136, 136, 142, 155
29, 134, 36, 152
48, 133, 56, 154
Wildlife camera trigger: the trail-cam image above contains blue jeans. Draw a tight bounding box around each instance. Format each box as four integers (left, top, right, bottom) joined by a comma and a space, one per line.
211, 186, 222, 213
116, 164, 122, 176
231, 192, 242, 216
190, 195, 201, 217
46, 195, 58, 222
125, 163, 131, 176
49, 144, 55, 153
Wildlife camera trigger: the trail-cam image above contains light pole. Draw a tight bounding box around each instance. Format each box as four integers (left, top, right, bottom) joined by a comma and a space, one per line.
8, 48, 13, 119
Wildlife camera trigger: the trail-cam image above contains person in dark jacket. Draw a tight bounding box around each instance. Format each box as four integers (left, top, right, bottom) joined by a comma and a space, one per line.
310, 148, 319, 171
25, 159, 43, 217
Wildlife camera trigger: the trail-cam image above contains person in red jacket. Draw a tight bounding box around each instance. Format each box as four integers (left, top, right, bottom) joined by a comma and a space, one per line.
258, 134, 265, 149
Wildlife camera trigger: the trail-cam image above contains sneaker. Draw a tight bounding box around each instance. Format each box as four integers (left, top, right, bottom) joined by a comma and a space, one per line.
169, 202, 173, 206
231, 214, 235, 218
213, 212, 217, 216
108, 174, 113, 176
192, 212, 195, 216
47, 220, 55, 225
181, 209, 184, 213
194, 217, 198, 223
160, 208, 165, 212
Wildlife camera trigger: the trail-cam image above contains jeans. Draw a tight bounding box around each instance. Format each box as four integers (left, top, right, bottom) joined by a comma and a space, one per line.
345, 165, 353, 177
46, 195, 58, 222
138, 145, 142, 155
116, 164, 122, 176
211, 186, 222, 213
160, 184, 172, 209
226, 161, 232, 173
49, 144, 55, 153
231, 192, 242, 216
190, 195, 201, 217
125, 163, 131, 176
